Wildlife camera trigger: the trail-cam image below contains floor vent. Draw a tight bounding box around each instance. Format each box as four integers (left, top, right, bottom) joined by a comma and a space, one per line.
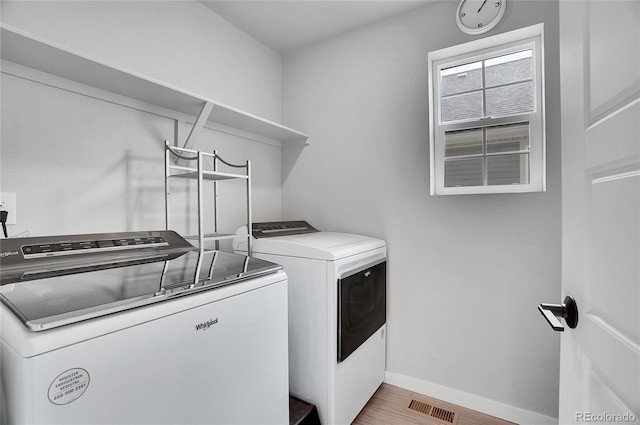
407, 399, 432, 415
404, 395, 459, 425
431, 406, 457, 423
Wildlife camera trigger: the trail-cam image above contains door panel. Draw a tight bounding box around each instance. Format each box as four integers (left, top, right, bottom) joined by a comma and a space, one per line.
589, 176, 639, 341
588, 1, 639, 120
584, 316, 639, 409
585, 103, 639, 170
559, 1, 640, 423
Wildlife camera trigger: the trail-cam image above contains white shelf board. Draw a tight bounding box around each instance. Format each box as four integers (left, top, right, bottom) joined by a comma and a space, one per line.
0, 25, 309, 147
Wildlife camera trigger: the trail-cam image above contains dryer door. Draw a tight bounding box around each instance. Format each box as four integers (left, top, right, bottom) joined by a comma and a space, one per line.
337, 260, 386, 362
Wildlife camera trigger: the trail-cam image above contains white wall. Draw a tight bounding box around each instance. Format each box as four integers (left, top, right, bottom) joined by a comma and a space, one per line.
0, 1, 283, 237
282, 0, 561, 422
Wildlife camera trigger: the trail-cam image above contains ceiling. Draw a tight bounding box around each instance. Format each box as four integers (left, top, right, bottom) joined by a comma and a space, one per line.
200, 1, 434, 54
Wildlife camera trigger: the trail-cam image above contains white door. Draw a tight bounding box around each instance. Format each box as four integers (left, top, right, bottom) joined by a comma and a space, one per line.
554, 1, 640, 424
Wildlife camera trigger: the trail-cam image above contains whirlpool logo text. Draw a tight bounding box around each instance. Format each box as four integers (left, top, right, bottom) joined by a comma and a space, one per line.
195, 318, 219, 331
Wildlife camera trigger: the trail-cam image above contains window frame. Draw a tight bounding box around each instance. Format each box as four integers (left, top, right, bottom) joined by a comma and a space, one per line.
428, 24, 546, 195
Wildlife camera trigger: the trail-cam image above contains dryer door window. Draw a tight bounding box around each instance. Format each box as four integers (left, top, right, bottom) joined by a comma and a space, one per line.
337, 261, 386, 362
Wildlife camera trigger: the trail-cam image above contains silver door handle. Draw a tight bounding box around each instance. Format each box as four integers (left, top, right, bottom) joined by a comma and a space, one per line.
538, 295, 578, 332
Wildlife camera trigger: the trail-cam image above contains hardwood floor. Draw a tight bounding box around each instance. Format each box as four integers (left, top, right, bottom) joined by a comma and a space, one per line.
352, 383, 517, 425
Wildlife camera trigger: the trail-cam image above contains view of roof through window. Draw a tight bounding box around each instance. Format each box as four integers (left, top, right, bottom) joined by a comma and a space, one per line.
440, 49, 534, 123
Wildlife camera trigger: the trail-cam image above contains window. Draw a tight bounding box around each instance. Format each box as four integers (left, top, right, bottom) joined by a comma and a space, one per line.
428, 24, 546, 195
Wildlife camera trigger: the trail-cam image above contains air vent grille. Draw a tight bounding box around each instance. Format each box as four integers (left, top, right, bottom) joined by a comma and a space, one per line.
404, 394, 459, 425
407, 399, 432, 415
431, 406, 457, 423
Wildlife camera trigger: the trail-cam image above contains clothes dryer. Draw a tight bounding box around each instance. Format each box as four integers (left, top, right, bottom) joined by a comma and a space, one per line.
235, 221, 387, 425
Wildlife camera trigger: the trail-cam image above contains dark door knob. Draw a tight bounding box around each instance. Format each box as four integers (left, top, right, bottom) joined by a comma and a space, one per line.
538, 295, 578, 332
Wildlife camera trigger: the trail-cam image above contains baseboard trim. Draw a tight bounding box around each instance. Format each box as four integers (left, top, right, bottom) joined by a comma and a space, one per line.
384, 371, 558, 425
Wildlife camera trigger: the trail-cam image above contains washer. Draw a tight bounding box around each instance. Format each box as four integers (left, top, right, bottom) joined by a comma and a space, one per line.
235, 221, 387, 425
0, 230, 289, 425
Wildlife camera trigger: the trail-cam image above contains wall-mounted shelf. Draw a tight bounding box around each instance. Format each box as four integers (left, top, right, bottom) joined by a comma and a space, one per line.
0, 24, 309, 148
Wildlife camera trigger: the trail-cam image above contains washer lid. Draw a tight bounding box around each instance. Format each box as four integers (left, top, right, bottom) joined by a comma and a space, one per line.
250, 232, 385, 260
0, 243, 282, 331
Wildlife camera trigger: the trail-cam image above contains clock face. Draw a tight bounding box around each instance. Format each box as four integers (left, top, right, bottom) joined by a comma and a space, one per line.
456, 0, 506, 35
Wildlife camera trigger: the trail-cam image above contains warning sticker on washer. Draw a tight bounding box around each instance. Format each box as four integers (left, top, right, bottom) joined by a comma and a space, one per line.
48, 368, 90, 405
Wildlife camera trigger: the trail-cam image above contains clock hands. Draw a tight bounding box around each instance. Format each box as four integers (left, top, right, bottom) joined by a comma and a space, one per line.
457, 0, 505, 34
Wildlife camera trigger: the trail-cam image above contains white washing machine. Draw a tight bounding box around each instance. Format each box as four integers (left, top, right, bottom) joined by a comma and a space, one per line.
0, 231, 289, 425
235, 221, 387, 425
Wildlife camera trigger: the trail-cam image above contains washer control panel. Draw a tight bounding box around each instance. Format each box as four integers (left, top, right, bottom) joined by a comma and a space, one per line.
21, 236, 168, 258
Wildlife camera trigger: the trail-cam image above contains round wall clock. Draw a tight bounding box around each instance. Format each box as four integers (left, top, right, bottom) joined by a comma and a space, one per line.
456, 0, 506, 35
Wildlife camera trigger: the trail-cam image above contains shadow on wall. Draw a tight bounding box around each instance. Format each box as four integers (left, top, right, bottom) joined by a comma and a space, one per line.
282, 143, 307, 183
125, 150, 170, 232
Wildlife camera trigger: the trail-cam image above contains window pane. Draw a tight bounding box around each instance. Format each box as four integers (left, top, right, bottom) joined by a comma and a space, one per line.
441, 91, 483, 122
485, 81, 533, 117
441, 61, 483, 96
445, 128, 483, 157
445, 157, 484, 187
487, 154, 530, 185
486, 123, 529, 154
485, 50, 532, 88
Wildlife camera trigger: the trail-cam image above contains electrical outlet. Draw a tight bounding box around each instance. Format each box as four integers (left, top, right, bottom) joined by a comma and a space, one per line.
0, 192, 17, 225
